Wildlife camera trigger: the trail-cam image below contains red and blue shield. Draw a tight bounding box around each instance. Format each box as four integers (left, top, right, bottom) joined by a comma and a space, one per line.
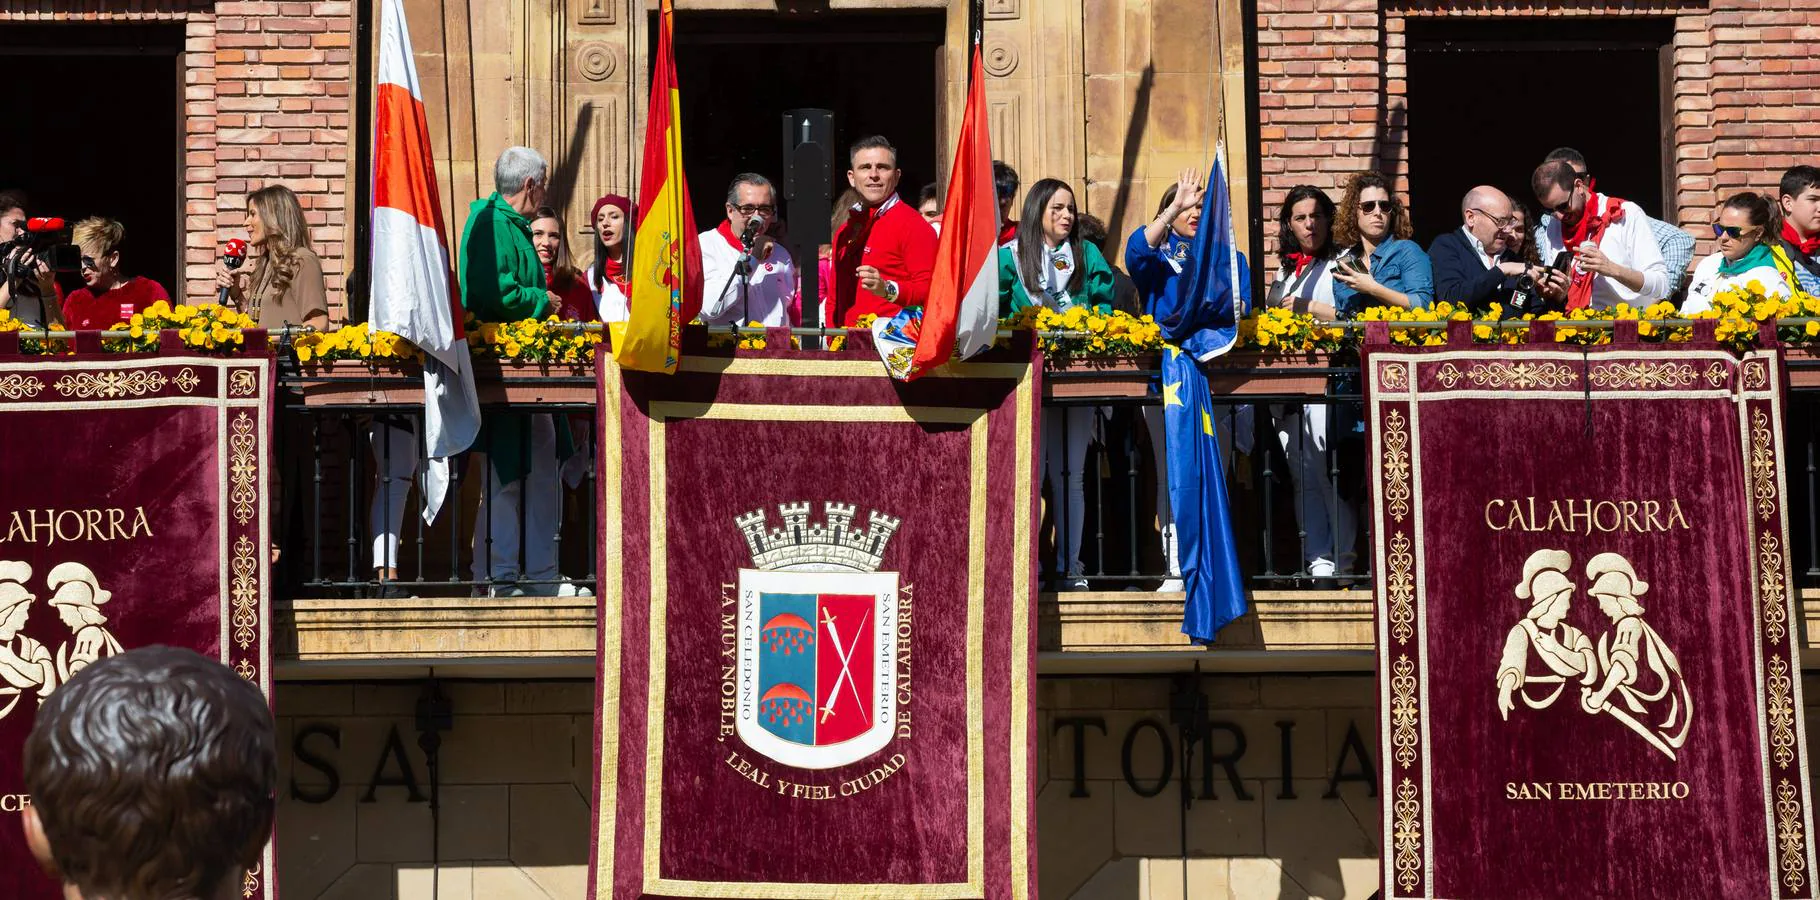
737, 569, 897, 769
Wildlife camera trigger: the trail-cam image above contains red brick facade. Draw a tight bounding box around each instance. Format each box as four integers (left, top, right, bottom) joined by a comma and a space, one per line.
1254, 0, 1820, 264
1, 1, 354, 309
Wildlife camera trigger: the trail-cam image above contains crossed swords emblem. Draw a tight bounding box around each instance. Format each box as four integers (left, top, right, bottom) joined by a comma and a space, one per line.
817, 607, 871, 724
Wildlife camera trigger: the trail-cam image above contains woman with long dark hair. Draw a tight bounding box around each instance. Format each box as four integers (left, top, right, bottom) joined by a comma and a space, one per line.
998, 179, 1113, 590
529, 207, 597, 322
587, 194, 634, 322
1267, 185, 1340, 319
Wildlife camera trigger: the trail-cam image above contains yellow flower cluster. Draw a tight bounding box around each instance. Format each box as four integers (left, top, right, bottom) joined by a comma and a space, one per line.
293, 322, 422, 364
1239, 307, 1346, 352
469, 316, 602, 364
1002, 305, 1165, 357
106, 300, 255, 353
0, 308, 71, 355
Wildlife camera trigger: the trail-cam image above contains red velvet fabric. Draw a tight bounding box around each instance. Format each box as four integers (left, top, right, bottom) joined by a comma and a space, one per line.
1363, 335, 1815, 899
0, 354, 275, 899
590, 332, 1040, 899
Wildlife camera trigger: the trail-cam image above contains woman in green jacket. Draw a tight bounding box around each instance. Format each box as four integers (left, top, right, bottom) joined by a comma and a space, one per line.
999, 178, 1112, 589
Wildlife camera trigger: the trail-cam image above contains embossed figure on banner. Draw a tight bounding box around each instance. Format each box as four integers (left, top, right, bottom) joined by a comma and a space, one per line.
46, 563, 123, 685
0, 561, 55, 718
1579, 552, 1694, 760
1496, 549, 1598, 720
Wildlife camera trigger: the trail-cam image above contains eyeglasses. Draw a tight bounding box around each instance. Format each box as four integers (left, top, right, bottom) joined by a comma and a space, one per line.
1713, 223, 1761, 239
1359, 199, 1395, 214
732, 205, 775, 217
79, 255, 100, 271
1471, 208, 1519, 232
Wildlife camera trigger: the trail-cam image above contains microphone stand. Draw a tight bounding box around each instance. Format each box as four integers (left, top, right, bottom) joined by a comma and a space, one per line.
715, 222, 761, 330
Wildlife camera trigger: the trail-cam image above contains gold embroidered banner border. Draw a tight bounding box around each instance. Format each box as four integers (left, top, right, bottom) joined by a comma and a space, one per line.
1366, 344, 1817, 900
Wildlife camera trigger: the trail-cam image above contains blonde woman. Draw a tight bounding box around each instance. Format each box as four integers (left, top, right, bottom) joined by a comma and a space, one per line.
216, 185, 330, 330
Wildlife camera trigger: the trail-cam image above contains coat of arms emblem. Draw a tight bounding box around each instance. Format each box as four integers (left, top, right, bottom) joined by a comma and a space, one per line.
735, 502, 900, 770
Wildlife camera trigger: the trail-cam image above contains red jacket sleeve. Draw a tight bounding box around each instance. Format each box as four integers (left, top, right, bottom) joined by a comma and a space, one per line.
893, 213, 938, 307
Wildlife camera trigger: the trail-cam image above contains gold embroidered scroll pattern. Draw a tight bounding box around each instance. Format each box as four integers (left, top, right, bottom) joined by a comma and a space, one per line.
1780, 778, 1809, 895
1387, 531, 1416, 645
1380, 360, 1409, 392
1706, 360, 1730, 389
231, 534, 258, 652
53, 369, 168, 399
1393, 778, 1422, 895
1752, 408, 1778, 522
1382, 409, 1411, 523
1761, 530, 1789, 646
1587, 361, 1699, 390
0, 374, 43, 399
1438, 360, 1577, 390
229, 368, 257, 397
174, 367, 201, 393
229, 412, 258, 527
1390, 654, 1419, 769
1769, 655, 1797, 771
1744, 358, 1769, 391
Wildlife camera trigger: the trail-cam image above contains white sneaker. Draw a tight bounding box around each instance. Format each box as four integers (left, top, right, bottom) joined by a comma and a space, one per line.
556, 581, 594, 598
1157, 578, 1184, 593
1062, 576, 1090, 591
1308, 559, 1336, 579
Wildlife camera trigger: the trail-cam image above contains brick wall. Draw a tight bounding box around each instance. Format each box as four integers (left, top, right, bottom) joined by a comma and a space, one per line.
1, 1, 355, 311
1254, 0, 1820, 266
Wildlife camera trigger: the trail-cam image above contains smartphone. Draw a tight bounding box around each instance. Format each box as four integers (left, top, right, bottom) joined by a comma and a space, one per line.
1550, 250, 1572, 271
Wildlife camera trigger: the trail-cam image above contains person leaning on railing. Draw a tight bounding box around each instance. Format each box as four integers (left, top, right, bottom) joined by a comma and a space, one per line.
215, 184, 329, 331
1330, 171, 1433, 315
59, 218, 169, 331
1265, 185, 1357, 579
1682, 192, 1795, 315
998, 178, 1113, 591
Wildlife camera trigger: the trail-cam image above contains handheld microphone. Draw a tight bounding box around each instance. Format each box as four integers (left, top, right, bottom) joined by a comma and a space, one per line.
740, 214, 764, 247
25, 217, 65, 233
218, 238, 249, 305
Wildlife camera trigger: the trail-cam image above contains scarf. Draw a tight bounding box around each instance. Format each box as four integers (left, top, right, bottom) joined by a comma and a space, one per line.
602, 252, 626, 288
1782, 220, 1820, 258
1561, 193, 1627, 310
1287, 251, 1315, 276
1717, 241, 1776, 277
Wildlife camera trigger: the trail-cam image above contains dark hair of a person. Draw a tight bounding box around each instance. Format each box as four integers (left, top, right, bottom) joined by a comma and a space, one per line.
993, 160, 1020, 203
589, 200, 633, 290
848, 135, 897, 168
1780, 165, 1820, 202
24, 646, 276, 900
1506, 196, 1542, 265
1074, 212, 1111, 254
1333, 171, 1411, 249
1543, 147, 1587, 169
1530, 160, 1580, 204
1156, 184, 1180, 217
1722, 191, 1779, 237
0, 189, 25, 216
830, 187, 861, 236
1014, 179, 1083, 299
530, 205, 583, 291
1275, 185, 1336, 264
918, 182, 941, 209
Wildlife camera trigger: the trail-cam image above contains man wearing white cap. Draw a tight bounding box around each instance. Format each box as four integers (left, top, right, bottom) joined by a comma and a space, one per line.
1580, 552, 1692, 759
1496, 548, 1598, 721
47, 562, 123, 685
0, 561, 54, 716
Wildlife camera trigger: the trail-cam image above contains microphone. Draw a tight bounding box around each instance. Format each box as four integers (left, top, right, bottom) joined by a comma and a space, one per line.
740, 214, 765, 247
25, 217, 64, 233
218, 238, 248, 305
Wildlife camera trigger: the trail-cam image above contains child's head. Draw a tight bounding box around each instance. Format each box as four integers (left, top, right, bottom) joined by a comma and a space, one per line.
23, 646, 275, 899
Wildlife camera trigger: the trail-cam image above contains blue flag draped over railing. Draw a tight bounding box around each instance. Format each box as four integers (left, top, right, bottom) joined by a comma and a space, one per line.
1162, 146, 1249, 643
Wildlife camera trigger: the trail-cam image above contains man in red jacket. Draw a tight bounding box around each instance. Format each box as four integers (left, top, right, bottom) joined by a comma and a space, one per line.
830, 135, 937, 326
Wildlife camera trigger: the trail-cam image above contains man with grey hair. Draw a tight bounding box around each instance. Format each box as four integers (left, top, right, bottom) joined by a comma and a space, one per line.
458, 145, 587, 597
1427, 185, 1567, 315
698, 172, 797, 326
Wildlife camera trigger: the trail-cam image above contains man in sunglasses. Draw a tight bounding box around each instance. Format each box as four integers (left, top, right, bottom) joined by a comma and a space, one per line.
59, 217, 169, 331
1530, 160, 1669, 311
698, 172, 797, 327
1428, 185, 1568, 315
1542, 147, 1695, 298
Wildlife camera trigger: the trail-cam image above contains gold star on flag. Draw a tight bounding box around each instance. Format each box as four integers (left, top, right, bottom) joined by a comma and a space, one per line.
1163, 381, 1184, 408
1202, 409, 1214, 436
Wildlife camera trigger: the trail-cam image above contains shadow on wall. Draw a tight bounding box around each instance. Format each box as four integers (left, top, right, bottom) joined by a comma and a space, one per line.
1104, 64, 1156, 245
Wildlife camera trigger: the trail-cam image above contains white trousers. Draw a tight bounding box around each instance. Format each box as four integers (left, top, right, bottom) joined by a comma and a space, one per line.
367, 422, 420, 570
1042, 407, 1096, 577
1273, 403, 1356, 571
470, 414, 562, 583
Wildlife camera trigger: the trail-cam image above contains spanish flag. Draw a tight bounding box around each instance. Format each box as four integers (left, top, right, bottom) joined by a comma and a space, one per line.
619, 0, 701, 373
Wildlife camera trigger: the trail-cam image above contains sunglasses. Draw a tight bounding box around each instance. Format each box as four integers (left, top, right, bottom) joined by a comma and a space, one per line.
79, 255, 100, 271
1713, 223, 1760, 239
1359, 199, 1395, 214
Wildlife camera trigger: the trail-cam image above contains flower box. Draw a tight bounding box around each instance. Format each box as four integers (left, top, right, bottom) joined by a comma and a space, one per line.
1043, 354, 1159, 399
292, 358, 596, 408
1203, 350, 1351, 396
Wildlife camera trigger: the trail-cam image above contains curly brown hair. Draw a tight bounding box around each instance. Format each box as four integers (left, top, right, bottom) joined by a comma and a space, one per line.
1332, 171, 1412, 250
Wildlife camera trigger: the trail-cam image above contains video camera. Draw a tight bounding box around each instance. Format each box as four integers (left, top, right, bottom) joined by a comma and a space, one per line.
4, 216, 80, 274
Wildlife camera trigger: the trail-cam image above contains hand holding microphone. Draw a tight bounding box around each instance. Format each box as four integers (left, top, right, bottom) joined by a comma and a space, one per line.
214, 238, 249, 305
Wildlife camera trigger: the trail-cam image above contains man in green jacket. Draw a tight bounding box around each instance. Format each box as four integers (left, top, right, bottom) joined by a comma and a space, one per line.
459, 146, 585, 597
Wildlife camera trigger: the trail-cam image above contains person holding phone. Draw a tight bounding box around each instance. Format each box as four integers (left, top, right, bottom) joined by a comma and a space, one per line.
1682, 192, 1794, 314
1531, 160, 1669, 310
1330, 171, 1433, 314
1428, 186, 1568, 315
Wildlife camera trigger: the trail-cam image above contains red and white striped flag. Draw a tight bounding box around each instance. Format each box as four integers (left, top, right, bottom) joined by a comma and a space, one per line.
370, 0, 479, 521
886, 41, 998, 381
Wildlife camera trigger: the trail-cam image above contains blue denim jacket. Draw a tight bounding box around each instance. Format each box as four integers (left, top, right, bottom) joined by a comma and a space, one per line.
1332, 236, 1434, 316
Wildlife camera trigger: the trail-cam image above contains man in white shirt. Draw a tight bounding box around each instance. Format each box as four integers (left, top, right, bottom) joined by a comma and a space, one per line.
698, 173, 797, 327
1531, 160, 1669, 310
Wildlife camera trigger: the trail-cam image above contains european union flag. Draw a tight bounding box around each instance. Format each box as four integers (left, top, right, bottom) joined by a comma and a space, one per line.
1161, 145, 1248, 643
1152, 144, 1250, 361
1163, 346, 1248, 643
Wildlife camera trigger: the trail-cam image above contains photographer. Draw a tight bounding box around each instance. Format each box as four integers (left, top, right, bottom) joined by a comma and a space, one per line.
0, 191, 63, 328
60, 218, 169, 331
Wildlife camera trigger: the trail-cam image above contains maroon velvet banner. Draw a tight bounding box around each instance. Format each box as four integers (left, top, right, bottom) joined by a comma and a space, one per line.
1365, 324, 1818, 899
589, 333, 1040, 900
0, 354, 276, 899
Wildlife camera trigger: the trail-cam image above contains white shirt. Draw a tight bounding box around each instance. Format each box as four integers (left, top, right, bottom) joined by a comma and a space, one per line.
1681, 251, 1792, 314
1462, 226, 1497, 270
1535, 194, 1670, 309
1005, 238, 1084, 310
698, 227, 798, 327
589, 270, 629, 323
1268, 256, 1336, 308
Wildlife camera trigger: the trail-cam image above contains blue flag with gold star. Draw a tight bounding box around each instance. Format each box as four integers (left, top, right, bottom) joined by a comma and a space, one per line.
1163, 346, 1247, 643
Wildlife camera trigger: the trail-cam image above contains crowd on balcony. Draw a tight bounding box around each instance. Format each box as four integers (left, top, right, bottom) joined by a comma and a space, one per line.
5, 141, 1819, 598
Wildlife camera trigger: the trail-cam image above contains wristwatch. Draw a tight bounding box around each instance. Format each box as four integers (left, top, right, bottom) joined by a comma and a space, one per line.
884, 281, 900, 303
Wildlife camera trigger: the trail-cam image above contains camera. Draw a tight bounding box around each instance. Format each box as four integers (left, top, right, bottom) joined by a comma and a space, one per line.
4, 216, 79, 274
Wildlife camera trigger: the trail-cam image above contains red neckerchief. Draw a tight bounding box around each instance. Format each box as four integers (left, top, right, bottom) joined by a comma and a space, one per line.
542, 262, 557, 288
1783, 220, 1820, 257
998, 220, 1018, 245
603, 252, 626, 288
1287, 251, 1314, 276
1561, 193, 1627, 310
717, 220, 773, 261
